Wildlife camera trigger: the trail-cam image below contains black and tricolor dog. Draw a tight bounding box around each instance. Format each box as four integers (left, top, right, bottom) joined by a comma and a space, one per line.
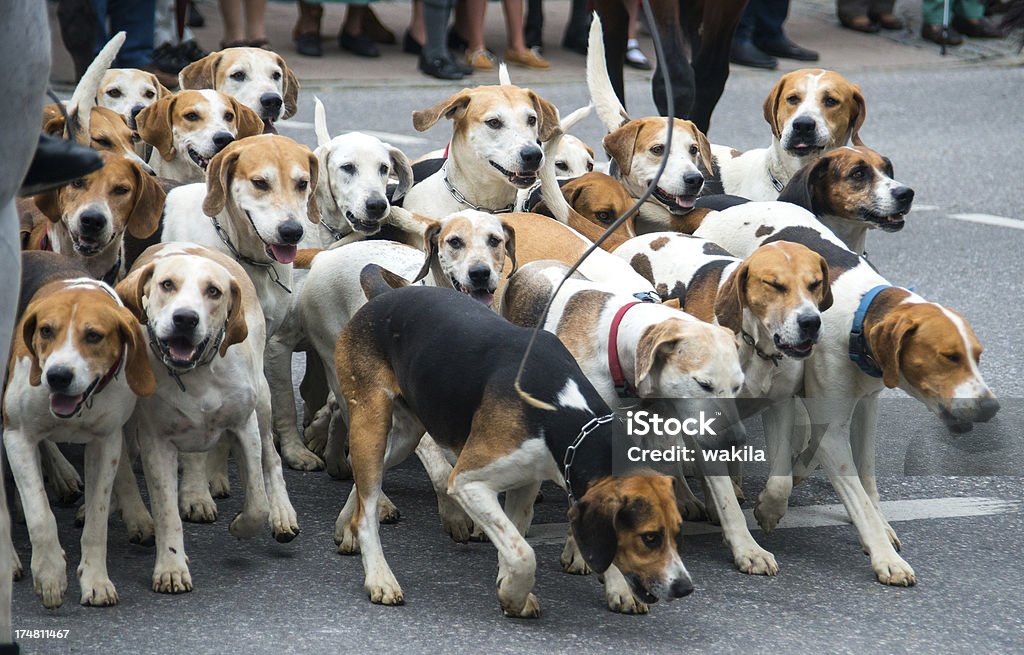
332, 264, 693, 617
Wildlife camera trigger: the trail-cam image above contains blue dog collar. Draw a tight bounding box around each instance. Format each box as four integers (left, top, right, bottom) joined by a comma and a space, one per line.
848, 284, 892, 378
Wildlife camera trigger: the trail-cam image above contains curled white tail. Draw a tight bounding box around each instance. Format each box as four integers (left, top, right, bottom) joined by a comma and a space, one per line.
538, 129, 570, 225
586, 15, 628, 132
559, 104, 592, 133
69, 31, 126, 143
498, 63, 512, 86
313, 97, 332, 148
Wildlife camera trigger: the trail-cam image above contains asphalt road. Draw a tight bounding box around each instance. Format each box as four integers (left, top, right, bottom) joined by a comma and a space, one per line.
8, 65, 1024, 654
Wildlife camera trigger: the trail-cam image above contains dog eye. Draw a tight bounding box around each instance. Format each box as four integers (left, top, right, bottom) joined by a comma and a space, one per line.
71, 178, 86, 189
787, 94, 800, 105
184, 111, 200, 122
38, 325, 54, 340
224, 112, 234, 122
160, 279, 175, 292
487, 235, 501, 248
767, 281, 787, 293
586, 162, 594, 172
447, 236, 464, 249
296, 180, 309, 191
485, 118, 502, 130
555, 161, 568, 172
526, 115, 537, 127
252, 178, 270, 191
649, 144, 664, 156
112, 185, 131, 196
145, 90, 156, 99
340, 163, 356, 174
595, 211, 612, 223
230, 71, 246, 82
944, 352, 962, 364
93, 137, 113, 148
694, 379, 714, 393
808, 280, 822, 292
131, 132, 141, 144
823, 96, 839, 108
207, 286, 222, 299
379, 164, 389, 176
84, 330, 103, 344
850, 166, 866, 180
641, 532, 663, 549
272, 71, 282, 81
106, 88, 122, 98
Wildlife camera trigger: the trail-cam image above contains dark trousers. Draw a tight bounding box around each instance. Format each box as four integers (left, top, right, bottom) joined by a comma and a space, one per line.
734, 0, 789, 45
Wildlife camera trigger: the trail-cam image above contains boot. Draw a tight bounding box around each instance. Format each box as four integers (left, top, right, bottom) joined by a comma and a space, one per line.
293, 1, 324, 57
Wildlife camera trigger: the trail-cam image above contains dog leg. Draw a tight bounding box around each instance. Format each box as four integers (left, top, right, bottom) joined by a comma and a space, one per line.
39, 441, 83, 504
754, 399, 796, 534
267, 336, 324, 471
206, 438, 232, 499
850, 397, 900, 549
140, 433, 192, 593
77, 435, 121, 606
112, 440, 155, 547
704, 475, 778, 575
256, 381, 300, 542
601, 564, 649, 615
178, 451, 218, 523
416, 435, 474, 542
5, 433, 67, 608
672, 472, 708, 521
503, 481, 541, 537
303, 398, 333, 457
227, 414, 272, 539
324, 400, 353, 480
559, 531, 591, 575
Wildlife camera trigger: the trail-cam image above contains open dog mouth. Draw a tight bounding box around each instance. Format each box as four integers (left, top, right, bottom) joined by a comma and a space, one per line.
187, 146, 212, 170
70, 231, 114, 256
489, 161, 537, 189
48, 380, 97, 418
625, 574, 659, 604
784, 141, 825, 156
265, 243, 297, 264
158, 335, 210, 368
345, 211, 382, 235
864, 210, 908, 232
451, 277, 495, 306
652, 186, 697, 214
774, 334, 815, 358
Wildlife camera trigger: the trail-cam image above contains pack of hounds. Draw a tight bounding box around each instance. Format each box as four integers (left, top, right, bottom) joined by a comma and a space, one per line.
3, 18, 1000, 618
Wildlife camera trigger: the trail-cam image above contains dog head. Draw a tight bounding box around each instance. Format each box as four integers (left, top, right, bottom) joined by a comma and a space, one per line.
43, 104, 152, 173
867, 298, 998, 432
763, 69, 866, 158
553, 172, 634, 232
553, 134, 595, 178
118, 253, 248, 369
202, 135, 319, 265
603, 118, 712, 215
34, 152, 165, 256
715, 242, 832, 359
179, 47, 300, 127
412, 85, 559, 190
315, 132, 413, 236
19, 279, 154, 416
414, 210, 516, 307
779, 146, 915, 233
135, 89, 264, 173
634, 315, 744, 399
570, 474, 693, 603
97, 68, 171, 129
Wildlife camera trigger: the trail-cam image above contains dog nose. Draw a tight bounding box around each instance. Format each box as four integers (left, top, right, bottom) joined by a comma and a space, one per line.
791, 116, 816, 134
212, 131, 235, 151
46, 366, 74, 391
891, 186, 915, 205
79, 211, 107, 234
277, 220, 304, 244
519, 145, 543, 171
467, 265, 491, 286
130, 104, 145, 119
683, 172, 704, 190
259, 93, 283, 115
172, 309, 200, 331
798, 313, 821, 337
365, 196, 388, 220
669, 578, 694, 598
977, 396, 1000, 423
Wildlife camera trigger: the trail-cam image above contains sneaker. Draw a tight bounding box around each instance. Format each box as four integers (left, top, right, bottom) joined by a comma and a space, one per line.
625, 40, 651, 70
466, 48, 496, 70
504, 47, 550, 69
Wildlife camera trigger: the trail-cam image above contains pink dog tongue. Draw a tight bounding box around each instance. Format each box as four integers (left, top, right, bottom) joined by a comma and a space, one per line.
269, 244, 297, 264
168, 340, 197, 361
50, 393, 83, 416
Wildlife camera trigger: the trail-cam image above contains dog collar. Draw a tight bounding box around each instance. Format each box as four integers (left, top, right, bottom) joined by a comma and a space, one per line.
441, 164, 515, 214
848, 284, 891, 378
320, 219, 347, 243
767, 163, 785, 193
211, 215, 292, 294
562, 413, 616, 504
146, 323, 225, 392
99, 250, 122, 286
608, 294, 659, 398
740, 330, 783, 366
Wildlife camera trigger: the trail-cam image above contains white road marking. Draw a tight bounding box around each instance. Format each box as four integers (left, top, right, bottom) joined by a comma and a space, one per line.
911, 204, 940, 211
275, 120, 315, 130
526, 496, 1021, 544
274, 121, 429, 147
946, 213, 1024, 230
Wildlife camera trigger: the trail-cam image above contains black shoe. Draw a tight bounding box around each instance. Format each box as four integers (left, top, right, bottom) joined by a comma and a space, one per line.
152, 42, 191, 74
922, 23, 964, 45
730, 41, 777, 69
452, 57, 474, 76
340, 31, 380, 57
187, 1, 205, 28
755, 36, 819, 61
403, 30, 423, 55
447, 28, 469, 53
419, 54, 465, 80
295, 31, 322, 56
952, 15, 1005, 37
179, 40, 208, 63
20, 135, 105, 197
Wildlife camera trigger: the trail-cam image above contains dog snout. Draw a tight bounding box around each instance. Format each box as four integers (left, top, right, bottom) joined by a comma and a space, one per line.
171, 309, 200, 332
130, 104, 145, 119
365, 196, 388, 220
46, 366, 75, 391
212, 132, 235, 152
797, 312, 822, 340
682, 171, 704, 192
519, 145, 543, 171
791, 116, 816, 134
277, 220, 304, 244
977, 396, 1000, 423
467, 264, 492, 287
78, 210, 107, 234
669, 577, 694, 599
891, 186, 915, 208
259, 93, 283, 117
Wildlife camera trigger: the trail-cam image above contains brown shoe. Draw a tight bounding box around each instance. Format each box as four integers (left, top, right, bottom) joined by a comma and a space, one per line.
466, 48, 496, 70
840, 15, 880, 33
952, 15, 1005, 37
868, 12, 904, 30
142, 64, 179, 90
504, 47, 550, 69
921, 23, 964, 45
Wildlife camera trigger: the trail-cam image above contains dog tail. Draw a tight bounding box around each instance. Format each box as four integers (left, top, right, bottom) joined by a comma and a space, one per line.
313, 97, 332, 148
498, 63, 512, 86
586, 15, 628, 133
537, 130, 572, 225
293, 248, 323, 269
515, 380, 558, 411
360, 263, 411, 299
67, 31, 125, 145
559, 104, 592, 133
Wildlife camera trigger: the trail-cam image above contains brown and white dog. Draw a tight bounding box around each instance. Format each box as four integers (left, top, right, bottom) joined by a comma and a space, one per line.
117, 244, 299, 593
21, 152, 165, 283
178, 47, 300, 132
135, 89, 265, 183
693, 202, 999, 586
97, 68, 171, 130
4, 254, 155, 608
712, 69, 867, 201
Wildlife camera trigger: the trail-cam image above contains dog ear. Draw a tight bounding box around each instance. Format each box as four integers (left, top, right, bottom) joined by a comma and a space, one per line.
412, 221, 442, 283
603, 122, 642, 177
528, 90, 561, 142
662, 298, 681, 309
230, 98, 266, 138
178, 52, 222, 90
277, 56, 301, 120
817, 255, 834, 312
116, 262, 155, 324
777, 156, 830, 209
762, 74, 787, 139
220, 277, 249, 356
33, 188, 64, 223
126, 160, 166, 238
388, 145, 414, 202
135, 95, 177, 161
360, 264, 411, 298
203, 142, 242, 216
19, 309, 43, 386
714, 261, 748, 332
147, 72, 173, 100
848, 85, 867, 147
869, 307, 918, 389
42, 111, 66, 137
689, 122, 714, 173
569, 493, 620, 574
305, 148, 321, 224
634, 320, 682, 391
117, 308, 156, 397
502, 221, 517, 277
882, 156, 894, 179
412, 90, 472, 132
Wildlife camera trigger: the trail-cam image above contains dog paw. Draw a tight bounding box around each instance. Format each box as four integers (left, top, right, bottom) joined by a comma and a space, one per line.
336, 526, 359, 555
124, 512, 156, 547
885, 524, 902, 551
501, 592, 541, 618
208, 473, 232, 499
32, 555, 67, 609
734, 546, 779, 576
12, 551, 23, 581
365, 574, 404, 605
559, 543, 591, 575
179, 495, 217, 523
302, 405, 332, 457
378, 496, 400, 525
269, 501, 300, 543
230, 510, 267, 540
325, 454, 353, 480
79, 576, 119, 607
282, 443, 325, 472
679, 496, 707, 522
605, 589, 648, 615
437, 498, 473, 542
152, 566, 193, 594
753, 492, 788, 535
874, 558, 916, 587
48, 463, 83, 506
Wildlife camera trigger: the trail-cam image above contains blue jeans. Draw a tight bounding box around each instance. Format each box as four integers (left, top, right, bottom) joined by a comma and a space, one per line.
735, 0, 790, 46
92, 0, 156, 68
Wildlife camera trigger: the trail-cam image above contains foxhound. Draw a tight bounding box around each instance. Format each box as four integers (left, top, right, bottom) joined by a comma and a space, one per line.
97, 68, 172, 129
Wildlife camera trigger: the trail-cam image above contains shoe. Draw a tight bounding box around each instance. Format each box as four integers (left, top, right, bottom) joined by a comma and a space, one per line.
756, 36, 819, 61
403, 30, 423, 55
730, 41, 777, 69
152, 43, 190, 75
247, 38, 271, 50
187, 1, 205, 28
453, 58, 474, 76
868, 12, 904, 30
447, 29, 470, 54
340, 31, 380, 57
921, 23, 964, 45
20, 135, 105, 197
179, 40, 208, 62
840, 15, 881, 32
362, 8, 396, 45
504, 47, 550, 69
952, 15, 1005, 37
625, 41, 651, 70
466, 48, 496, 70
295, 32, 322, 57
419, 54, 465, 80
142, 63, 180, 89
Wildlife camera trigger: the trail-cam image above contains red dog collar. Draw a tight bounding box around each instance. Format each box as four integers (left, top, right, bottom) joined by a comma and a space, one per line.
608, 302, 642, 398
